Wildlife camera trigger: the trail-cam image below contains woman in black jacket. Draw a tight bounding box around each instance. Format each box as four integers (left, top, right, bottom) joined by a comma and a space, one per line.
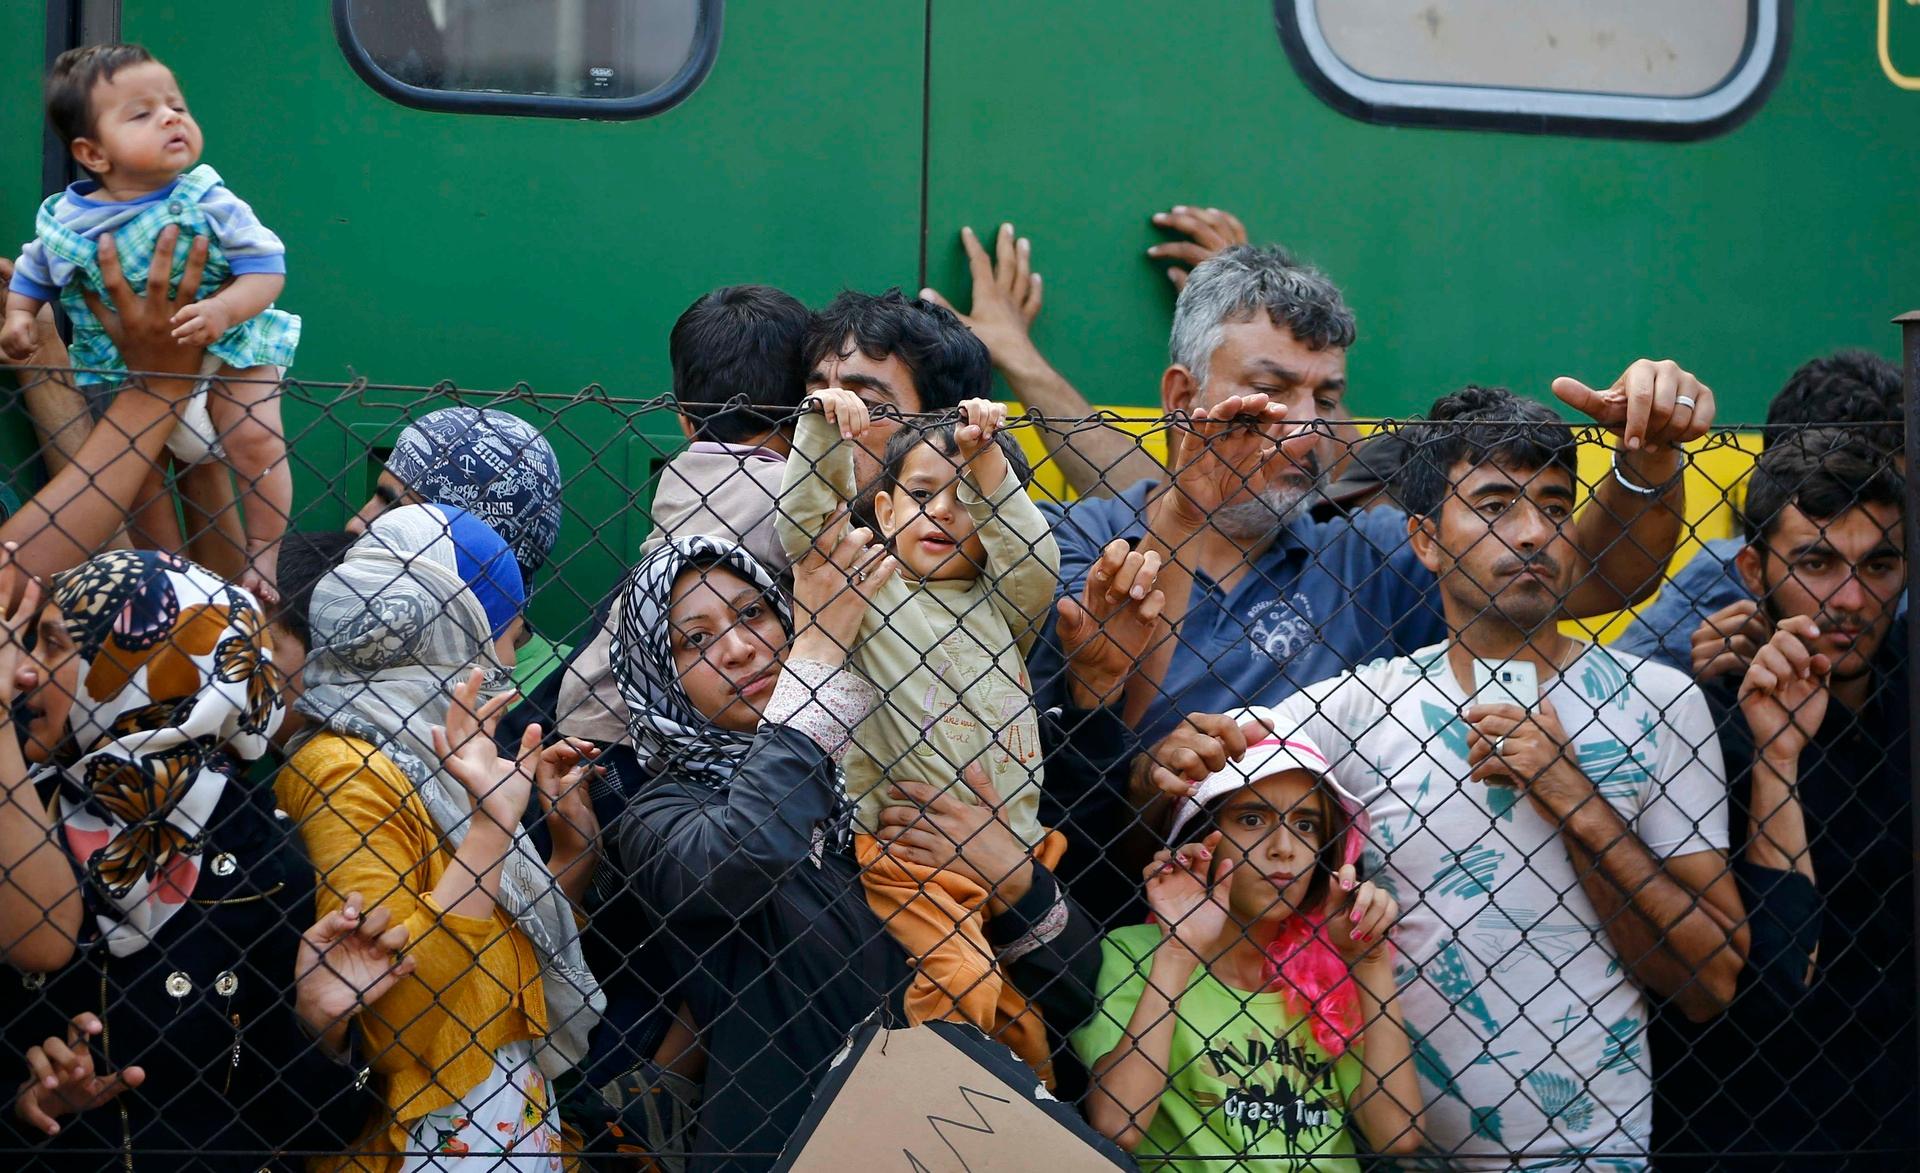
591, 528, 1143, 1171
0, 549, 416, 1170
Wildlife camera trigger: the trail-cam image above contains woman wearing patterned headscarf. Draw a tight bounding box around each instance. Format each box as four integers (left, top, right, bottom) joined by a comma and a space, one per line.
591, 530, 1118, 1171
0, 549, 413, 1170
348, 407, 564, 581
587, 531, 892, 1171
277, 503, 603, 1172
347, 406, 569, 693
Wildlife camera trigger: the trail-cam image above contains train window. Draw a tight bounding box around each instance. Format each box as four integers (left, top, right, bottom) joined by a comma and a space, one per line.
335, 0, 721, 120
1275, 0, 1788, 139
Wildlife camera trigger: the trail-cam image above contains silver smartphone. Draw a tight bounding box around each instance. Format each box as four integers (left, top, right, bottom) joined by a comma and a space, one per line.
1472, 659, 1540, 710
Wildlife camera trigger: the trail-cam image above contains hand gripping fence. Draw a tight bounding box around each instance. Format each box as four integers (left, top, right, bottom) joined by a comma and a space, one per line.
0, 362, 1910, 1171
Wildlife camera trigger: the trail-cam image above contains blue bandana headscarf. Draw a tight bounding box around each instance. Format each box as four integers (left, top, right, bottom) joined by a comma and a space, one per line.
440, 505, 526, 639
386, 407, 564, 579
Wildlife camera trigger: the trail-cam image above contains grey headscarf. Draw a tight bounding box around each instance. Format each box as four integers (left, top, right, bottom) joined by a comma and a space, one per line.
297, 504, 603, 1079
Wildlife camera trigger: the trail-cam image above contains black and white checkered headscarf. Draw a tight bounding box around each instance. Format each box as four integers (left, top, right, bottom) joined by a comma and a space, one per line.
611, 535, 792, 787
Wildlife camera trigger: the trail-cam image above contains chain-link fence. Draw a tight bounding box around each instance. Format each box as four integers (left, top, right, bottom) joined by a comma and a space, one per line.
0, 360, 1909, 1173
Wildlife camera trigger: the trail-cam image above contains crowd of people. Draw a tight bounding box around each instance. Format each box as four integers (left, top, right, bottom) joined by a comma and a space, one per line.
0, 41, 1911, 1173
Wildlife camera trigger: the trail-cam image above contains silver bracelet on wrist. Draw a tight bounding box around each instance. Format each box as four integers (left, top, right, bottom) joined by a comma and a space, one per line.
1610, 449, 1678, 497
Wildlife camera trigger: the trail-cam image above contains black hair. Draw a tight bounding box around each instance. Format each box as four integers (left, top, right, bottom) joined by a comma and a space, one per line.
1741, 429, 1905, 547
802, 290, 989, 414
877, 420, 1032, 496
1393, 385, 1579, 519
1197, 779, 1350, 913
46, 43, 158, 152
1765, 349, 1902, 450
670, 285, 810, 444
1327, 429, 1409, 495
271, 531, 356, 648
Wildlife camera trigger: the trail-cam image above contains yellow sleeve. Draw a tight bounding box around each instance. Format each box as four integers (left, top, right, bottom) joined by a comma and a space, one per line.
775, 410, 859, 562
274, 738, 515, 1059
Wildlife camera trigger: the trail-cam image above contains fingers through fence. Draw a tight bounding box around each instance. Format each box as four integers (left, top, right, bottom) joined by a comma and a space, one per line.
0, 366, 1909, 1170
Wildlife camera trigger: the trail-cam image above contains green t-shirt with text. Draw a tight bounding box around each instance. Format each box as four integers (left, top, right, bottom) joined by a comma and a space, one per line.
1070, 925, 1364, 1173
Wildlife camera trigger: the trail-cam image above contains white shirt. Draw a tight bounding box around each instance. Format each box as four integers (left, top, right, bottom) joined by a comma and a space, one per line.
1270, 641, 1727, 1169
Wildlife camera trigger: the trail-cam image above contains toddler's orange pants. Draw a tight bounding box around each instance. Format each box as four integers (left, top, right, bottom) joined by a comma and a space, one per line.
853, 830, 1069, 1083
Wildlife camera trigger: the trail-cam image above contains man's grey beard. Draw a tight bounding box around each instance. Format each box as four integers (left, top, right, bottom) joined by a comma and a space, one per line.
1214, 483, 1312, 541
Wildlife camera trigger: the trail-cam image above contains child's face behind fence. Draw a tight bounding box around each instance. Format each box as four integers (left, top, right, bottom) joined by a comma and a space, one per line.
668, 565, 786, 733
872, 443, 988, 583
70, 61, 203, 191
1212, 770, 1330, 924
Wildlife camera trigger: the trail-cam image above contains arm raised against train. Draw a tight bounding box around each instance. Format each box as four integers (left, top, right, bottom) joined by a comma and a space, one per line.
1146, 205, 1248, 290
923, 224, 1163, 497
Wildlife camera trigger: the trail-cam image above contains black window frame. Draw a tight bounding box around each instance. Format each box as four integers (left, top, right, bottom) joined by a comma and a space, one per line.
332, 0, 723, 121
1274, 0, 1791, 142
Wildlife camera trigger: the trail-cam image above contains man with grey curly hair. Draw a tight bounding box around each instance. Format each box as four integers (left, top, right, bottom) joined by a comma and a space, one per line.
1033, 244, 1718, 773
1165, 245, 1355, 535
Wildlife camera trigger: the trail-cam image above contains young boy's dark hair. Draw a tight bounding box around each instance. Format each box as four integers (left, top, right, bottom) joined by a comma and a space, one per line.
269, 531, 356, 647
1393, 384, 1579, 519
803, 290, 989, 414
1741, 428, 1904, 547
46, 43, 157, 151
878, 419, 1033, 494
670, 285, 810, 444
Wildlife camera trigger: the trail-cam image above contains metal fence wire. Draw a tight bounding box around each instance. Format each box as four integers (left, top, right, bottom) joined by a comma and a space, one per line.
0, 365, 1909, 1173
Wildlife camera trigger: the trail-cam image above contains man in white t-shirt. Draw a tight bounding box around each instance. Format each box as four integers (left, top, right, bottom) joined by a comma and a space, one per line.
1256, 385, 1746, 1169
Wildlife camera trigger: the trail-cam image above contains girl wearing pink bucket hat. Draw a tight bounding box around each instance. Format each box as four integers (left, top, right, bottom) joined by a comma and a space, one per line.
1073, 708, 1423, 1168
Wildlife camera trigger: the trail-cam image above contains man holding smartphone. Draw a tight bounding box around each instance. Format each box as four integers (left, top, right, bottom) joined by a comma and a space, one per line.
1234, 385, 1743, 1168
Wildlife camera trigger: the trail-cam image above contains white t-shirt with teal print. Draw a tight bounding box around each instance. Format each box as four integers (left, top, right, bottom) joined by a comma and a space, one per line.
1268, 641, 1727, 1171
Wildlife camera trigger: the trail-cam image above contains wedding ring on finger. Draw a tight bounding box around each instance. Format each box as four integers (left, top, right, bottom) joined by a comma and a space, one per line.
1492, 735, 1510, 758
1674, 395, 1696, 412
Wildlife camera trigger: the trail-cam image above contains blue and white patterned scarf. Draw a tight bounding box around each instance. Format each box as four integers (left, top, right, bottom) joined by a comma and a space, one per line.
610, 535, 790, 785
386, 407, 564, 578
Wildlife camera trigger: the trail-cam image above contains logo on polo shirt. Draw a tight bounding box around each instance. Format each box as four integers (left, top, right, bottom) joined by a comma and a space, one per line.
1245, 593, 1317, 666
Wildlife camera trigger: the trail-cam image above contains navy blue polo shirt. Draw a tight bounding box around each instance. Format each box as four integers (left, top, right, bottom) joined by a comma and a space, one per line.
1611, 537, 1749, 671
1030, 480, 1446, 746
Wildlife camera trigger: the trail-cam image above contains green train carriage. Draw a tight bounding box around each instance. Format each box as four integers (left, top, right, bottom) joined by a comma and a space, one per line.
3, 0, 1913, 638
